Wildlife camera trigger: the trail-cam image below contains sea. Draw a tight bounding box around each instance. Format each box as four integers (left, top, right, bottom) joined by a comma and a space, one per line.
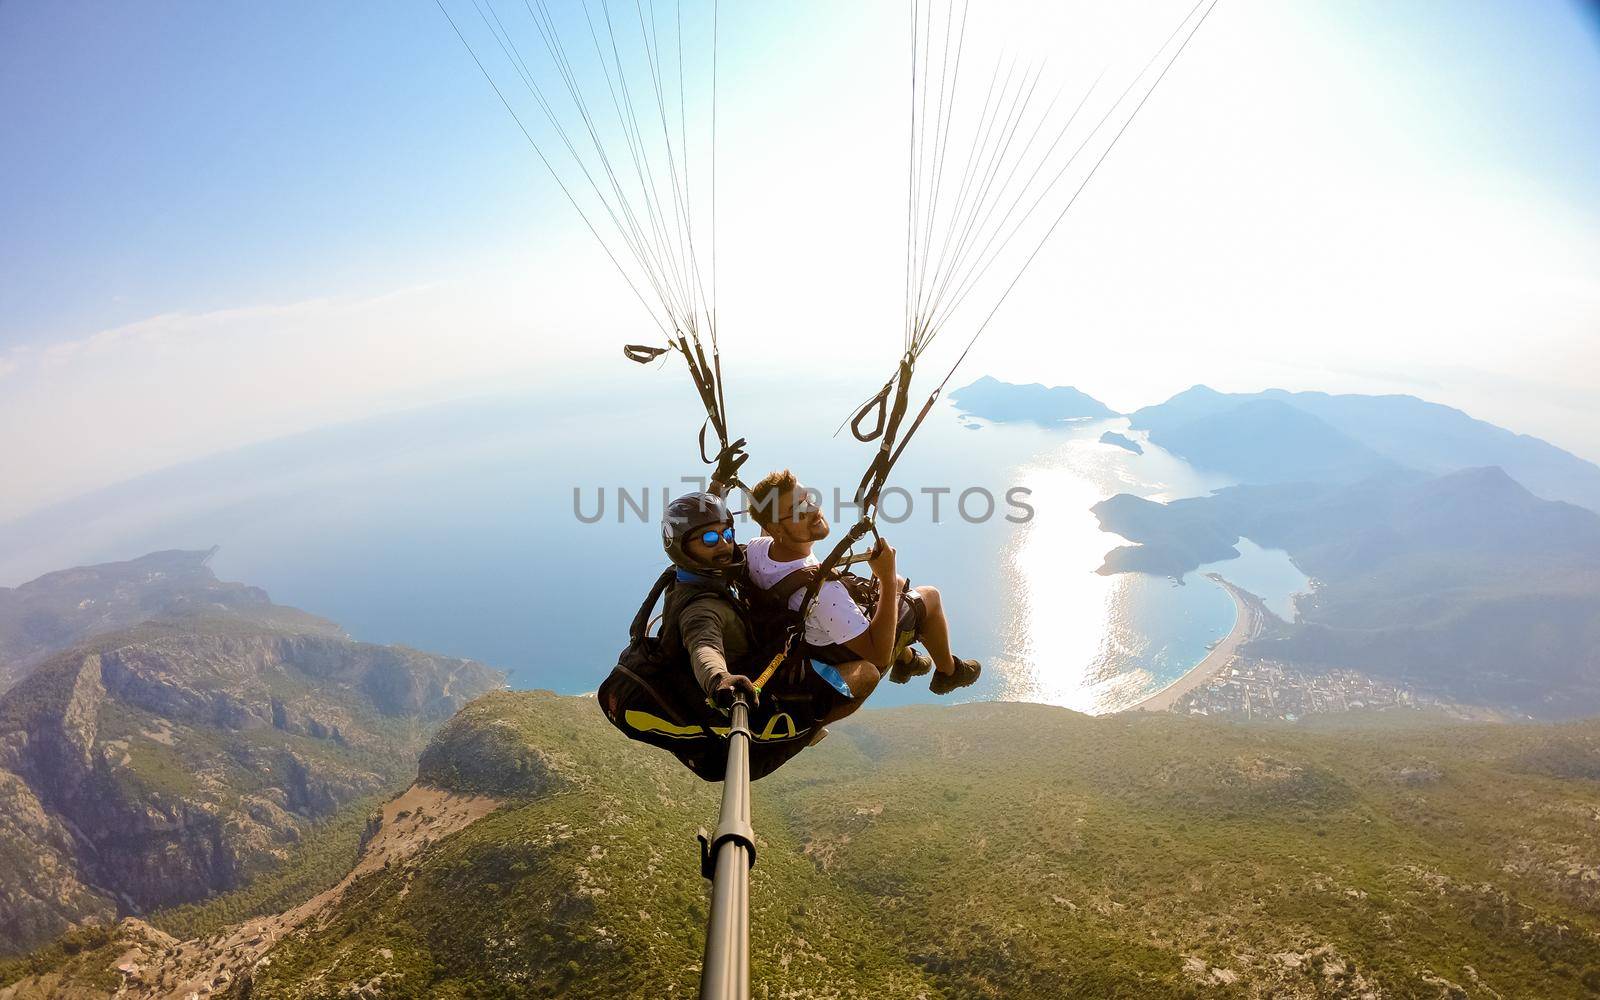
0, 371, 1309, 714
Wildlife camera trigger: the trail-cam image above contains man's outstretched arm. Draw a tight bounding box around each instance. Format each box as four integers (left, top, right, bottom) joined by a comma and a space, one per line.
843, 540, 901, 669
680, 601, 758, 706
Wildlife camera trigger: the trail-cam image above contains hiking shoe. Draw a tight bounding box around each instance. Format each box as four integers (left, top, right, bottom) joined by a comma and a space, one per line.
890, 649, 934, 684
929, 658, 981, 696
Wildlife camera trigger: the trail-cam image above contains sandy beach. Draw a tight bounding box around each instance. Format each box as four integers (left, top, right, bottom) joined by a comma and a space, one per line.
1131, 574, 1268, 713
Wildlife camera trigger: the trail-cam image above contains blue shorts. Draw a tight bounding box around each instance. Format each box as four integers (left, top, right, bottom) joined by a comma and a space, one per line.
809, 659, 854, 698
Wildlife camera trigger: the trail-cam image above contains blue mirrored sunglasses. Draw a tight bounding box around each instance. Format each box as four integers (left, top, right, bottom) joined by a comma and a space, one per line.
699, 526, 736, 546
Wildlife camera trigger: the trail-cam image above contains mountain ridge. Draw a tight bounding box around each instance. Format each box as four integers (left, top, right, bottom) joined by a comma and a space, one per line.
1130, 385, 1600, 510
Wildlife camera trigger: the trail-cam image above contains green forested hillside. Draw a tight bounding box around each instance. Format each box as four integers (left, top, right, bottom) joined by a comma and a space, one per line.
235, 693, 1600, 999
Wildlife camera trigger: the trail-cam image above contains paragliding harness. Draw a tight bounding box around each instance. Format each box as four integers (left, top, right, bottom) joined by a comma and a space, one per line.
598, 566, 827, 782
746, 561, 924, 668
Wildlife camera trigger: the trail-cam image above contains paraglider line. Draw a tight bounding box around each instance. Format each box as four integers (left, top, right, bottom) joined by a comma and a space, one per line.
937, 0, 1221, 396
434, 0, 671, 339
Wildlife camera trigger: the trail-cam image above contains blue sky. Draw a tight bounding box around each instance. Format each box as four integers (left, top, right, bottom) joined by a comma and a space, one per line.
1311, 1, 1600, 205
1, 0, 1598, 519
0, 1, 548, 342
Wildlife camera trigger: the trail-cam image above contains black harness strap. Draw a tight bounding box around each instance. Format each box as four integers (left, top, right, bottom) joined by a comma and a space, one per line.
767, 566, 824, 608
631, 567, 678, 643
665, 334, 749, 491
883, 389, 940, 476
697, 418, 718, 465
614, 662, 697, 730
692, 340, 721, 424
793, 520, 876, 634
850, 380, 892, 443
852, 354, 916, 516
712, 346, 729, 450
624, 344, 670, 364
687, 338, 727, 446
623, 326, 746, 485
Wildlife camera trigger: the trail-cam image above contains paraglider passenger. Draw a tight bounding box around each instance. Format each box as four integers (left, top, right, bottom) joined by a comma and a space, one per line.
745, 469, 982, 696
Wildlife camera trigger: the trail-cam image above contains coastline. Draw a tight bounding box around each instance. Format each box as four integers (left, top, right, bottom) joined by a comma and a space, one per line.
1131, 573, 1267, 713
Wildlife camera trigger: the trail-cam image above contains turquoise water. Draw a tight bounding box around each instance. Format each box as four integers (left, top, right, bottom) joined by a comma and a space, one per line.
0, 380, 1309, 713
1199, 538, 1311, 622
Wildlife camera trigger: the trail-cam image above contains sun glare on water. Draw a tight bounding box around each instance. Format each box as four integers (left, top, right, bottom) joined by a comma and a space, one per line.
998, 435, 1151, 714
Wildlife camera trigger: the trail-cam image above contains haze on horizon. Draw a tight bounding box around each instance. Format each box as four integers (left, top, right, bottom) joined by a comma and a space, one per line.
1, 0, 1598, 524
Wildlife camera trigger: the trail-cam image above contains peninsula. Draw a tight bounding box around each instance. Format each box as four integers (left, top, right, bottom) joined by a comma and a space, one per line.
1100, 431, 1144, 454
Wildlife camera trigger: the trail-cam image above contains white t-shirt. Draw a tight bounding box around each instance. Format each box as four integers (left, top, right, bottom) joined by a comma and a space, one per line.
744, 536, 870, 648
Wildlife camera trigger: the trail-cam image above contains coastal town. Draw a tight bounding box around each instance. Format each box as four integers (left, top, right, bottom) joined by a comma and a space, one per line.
1167, 657, 1473, 720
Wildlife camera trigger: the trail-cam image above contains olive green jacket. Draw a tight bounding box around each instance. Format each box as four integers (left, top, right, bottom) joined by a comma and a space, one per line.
664, 584, 751, 698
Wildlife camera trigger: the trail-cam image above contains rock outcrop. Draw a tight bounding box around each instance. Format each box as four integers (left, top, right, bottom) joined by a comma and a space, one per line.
0, 785, 498, 1000
0, 604, 501, 956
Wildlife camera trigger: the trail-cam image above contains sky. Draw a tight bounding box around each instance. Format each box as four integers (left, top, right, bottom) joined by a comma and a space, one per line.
1, 0, 1598, 523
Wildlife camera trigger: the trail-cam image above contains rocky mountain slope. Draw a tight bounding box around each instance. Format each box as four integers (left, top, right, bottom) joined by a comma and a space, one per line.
0, 549, 336, 692
0, 783, 498, 1000
0, 559, 502, 957
13, 692, 1600, 998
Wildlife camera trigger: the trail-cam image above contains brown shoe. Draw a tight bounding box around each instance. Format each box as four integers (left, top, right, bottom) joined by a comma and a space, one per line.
929, 658, 981, 695
890, 649, 934, 684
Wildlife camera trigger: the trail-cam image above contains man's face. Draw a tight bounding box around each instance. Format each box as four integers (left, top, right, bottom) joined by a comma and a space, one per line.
684, 520, 738, 568
768, 485, 829, 544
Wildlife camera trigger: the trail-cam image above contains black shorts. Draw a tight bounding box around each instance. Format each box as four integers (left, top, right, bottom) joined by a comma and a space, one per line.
897, 581, 927, 635
892, 580, 927, 658
740, 652, 855, 731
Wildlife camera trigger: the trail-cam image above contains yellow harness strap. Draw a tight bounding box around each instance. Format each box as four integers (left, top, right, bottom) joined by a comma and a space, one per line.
751, 647, 788, 693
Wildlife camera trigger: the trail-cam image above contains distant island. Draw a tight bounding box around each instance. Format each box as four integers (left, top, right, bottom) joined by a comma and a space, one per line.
1099, 431, 1143, 455
949, 375, 1117, 424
